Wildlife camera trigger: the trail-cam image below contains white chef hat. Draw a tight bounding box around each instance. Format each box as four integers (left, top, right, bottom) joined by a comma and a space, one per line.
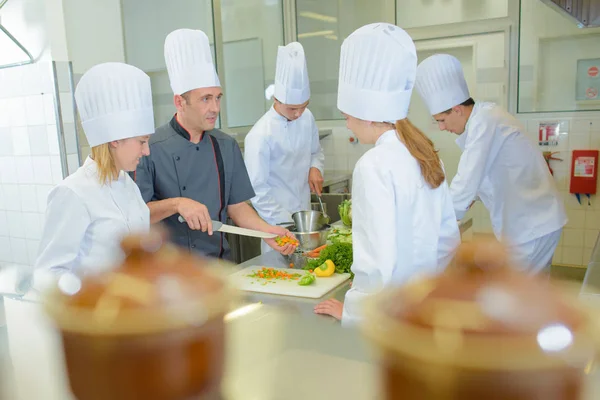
75, 62, 154, 148
415, 54, 470, 115
273, 42, 310, 105
337, 23, 416, 122
164, 28, 220, 95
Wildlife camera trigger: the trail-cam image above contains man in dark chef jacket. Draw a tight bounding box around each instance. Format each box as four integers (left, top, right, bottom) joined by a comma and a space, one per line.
135, 28, 296, 259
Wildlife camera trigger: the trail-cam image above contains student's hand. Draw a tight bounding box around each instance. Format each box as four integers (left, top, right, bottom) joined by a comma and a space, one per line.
177, 198, 213, 234
314, 298, 343, 320
308, 167, 324, 196
264, 226, 297, 256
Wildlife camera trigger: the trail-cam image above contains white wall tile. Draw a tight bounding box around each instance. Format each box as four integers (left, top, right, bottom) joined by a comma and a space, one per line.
10, 237, 28, 265
50, 156, 64, 183
22, 212, 43, 240
571, 119, 593, 133
0, 236, 11, 262
0, 156, 18, 184
585, 211, 600, 230
2, 184, 21, 211
552, 246, 562, 264
583, 247, 593, 265
26, 239, 40, 265
21, 64, 43, 96
585, 229, 599, 249
0, 99, 10, 127
36, 185, 53, 213
562, 229, 584, 247
11, 127, 30, 155
32, 156, 53, 185
565, 209, 586, 229
15, 156, 34, 184
43, 94, 56, 125
47, 124, 60, 155
28, 125, 50, 155
562, 246, 583, 265
8, 97, 26, 127
564, 191, 586, 210
0, 127, 13, 156
0, 211, 8, 236
18, 185, 38, 212
24, 95, 45, 126
6, 211, 25, 238
39, 62, 54, 94
569, 132, 591, 149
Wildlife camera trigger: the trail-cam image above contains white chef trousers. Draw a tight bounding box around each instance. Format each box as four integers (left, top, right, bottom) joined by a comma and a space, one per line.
507, 228, 562, 275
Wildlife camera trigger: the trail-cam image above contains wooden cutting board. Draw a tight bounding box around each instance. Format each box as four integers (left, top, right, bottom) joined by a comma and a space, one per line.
228, 266, 351, 299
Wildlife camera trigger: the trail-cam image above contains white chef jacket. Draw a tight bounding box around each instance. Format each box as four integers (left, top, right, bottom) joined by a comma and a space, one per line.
244, 106, 324, 225
451, 102, 567, 245
342, 130, 461, 326
35, 157, 150, 275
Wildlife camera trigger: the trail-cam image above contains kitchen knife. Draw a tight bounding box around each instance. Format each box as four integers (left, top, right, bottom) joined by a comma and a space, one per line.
178, 216, 277, 239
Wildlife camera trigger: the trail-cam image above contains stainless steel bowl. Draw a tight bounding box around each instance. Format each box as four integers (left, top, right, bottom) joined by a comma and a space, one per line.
290, 224, 330, 252
291, 210, 328, 232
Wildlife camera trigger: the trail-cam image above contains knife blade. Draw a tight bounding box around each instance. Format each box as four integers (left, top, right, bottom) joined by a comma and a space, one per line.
178, 216, 277, 239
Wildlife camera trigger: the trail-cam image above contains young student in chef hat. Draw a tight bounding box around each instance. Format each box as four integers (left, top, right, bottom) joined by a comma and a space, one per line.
244, 42, 325, 254
135, 29, 296, 259
314, 24, 461, 325
415, 54, 566, 274
36, 62, 155, 275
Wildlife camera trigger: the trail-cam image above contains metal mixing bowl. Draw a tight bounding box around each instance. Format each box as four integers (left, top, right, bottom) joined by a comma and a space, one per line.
291, 211, 328, 232
290, 224, 331, 252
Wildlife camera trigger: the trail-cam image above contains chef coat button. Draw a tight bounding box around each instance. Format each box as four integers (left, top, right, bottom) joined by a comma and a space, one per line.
182, 186, 186, 191
176, 156, 180, 161
196, 146, 199, 151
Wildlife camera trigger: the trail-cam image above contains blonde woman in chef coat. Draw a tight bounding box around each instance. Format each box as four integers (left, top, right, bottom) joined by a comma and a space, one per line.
314, 23, 461, 325
35, 62, 155, 276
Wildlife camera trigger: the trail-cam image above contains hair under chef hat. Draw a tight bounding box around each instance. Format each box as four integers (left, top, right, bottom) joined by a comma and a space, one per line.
164, 28, 220, 95
337, 23, 416, 122
273, 42, 310, 105
415, 54, 471, 115
75, 62, 155, 148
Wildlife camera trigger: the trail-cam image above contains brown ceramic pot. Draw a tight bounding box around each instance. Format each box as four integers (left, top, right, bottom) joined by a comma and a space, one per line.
44, 229, 234, 400
362, 238, 599, 400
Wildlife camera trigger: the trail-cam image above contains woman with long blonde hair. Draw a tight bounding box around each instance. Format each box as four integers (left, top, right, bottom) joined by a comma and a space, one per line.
35, 62, 154, 275
314, 23, 461, 324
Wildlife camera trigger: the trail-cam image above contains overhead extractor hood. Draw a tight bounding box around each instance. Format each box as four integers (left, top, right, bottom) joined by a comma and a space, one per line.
0, 0, 34, 69
539, 0, 600, 28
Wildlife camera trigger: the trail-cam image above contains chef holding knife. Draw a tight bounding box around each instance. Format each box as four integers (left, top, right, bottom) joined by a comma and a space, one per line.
135, 29, 296, 259
314, 24, 460, 324
244, 42, 325, 253
415, 54, 566, 274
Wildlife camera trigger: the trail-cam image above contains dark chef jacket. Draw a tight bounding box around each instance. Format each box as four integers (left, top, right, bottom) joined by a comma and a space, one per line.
135, 115, 255, 259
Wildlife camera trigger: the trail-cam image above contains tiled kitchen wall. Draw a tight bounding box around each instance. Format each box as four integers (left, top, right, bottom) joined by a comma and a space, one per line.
0, 62, 63, 268
517, 114, 600, 267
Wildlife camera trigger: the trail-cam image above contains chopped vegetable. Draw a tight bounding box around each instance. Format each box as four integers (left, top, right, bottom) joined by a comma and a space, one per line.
338, 199, 352, 227
298, 272, 316, 286
275, 236, 299, 247
289, 263, 294, 268
314, 260, 335, 277
305, 242, 353, 278
306, 244, 327, 258
327, 227, 352, 245
247, 267, 301, 281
